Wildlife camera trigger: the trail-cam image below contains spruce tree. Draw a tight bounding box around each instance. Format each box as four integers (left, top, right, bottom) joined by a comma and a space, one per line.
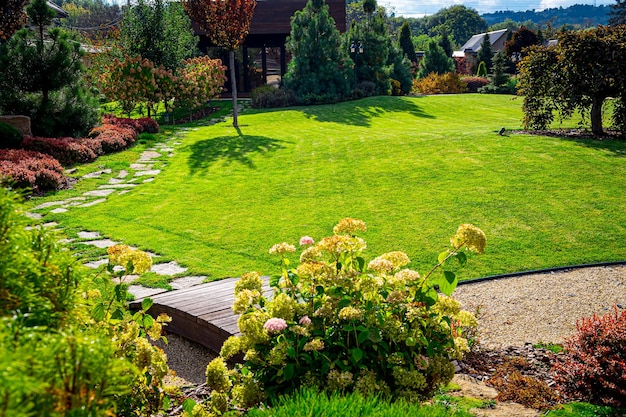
398, 21, 416, 63
283, 0, 352, 104
491, 51, 509, 87
417, 40, 454, 78
477, 33, 493, 73
438, 27, 454, 57
609, 0, 626, 25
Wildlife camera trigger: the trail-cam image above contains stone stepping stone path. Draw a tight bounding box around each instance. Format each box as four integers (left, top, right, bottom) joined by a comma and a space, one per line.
22, 110, 241, 298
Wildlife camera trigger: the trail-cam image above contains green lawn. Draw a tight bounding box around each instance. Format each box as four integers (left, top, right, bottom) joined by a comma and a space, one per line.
42, 94, 626, 280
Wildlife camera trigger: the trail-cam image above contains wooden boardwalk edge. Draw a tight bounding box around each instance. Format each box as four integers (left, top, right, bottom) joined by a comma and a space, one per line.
129, 276, 271, 353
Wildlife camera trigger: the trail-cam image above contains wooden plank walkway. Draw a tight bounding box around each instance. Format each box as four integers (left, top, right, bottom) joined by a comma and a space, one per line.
129, 276, 271, 353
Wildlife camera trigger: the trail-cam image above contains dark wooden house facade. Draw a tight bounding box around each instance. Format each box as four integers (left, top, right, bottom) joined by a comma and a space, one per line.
193, 0, 346, 94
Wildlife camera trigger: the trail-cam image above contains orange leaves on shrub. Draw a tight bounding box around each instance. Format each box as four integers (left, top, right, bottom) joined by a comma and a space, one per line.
412, 72, 468, 95
552, 305, 626, 407
0, 0, 27, 41
182, 0, 256, 50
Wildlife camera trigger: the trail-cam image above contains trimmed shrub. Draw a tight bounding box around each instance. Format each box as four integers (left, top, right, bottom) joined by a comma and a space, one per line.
0, 121, 24, 149
351, 81, 377, 100
462, 76, 490, 93
103, 114, 159, 134
251, 86, 297, 109
412, 72, 467, 95
90, 124, 138, 153
476, 61, 487, 77
23, 136, 98, 166
0, 149, 65, 192
553, 305, 626, 407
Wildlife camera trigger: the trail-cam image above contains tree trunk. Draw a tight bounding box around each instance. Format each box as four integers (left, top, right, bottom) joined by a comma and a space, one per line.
229, 50, 238, 128
591, 95, 604, 136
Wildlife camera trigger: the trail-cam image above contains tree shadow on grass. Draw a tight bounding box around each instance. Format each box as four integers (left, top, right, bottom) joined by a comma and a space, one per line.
516, 129, 626, 157
187, 128, 287, 174
299, 96, 435, 127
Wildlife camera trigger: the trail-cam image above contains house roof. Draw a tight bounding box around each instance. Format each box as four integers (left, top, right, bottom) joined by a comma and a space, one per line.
454, 29, 508, 55
47, 1, 69, 18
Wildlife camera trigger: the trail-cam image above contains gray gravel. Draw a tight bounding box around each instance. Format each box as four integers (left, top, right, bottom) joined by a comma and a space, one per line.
156, 333, 216, 385
454, 264, 626, 348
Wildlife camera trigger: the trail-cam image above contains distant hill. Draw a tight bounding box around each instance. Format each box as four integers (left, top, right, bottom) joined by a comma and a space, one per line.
482, 4, 610, 27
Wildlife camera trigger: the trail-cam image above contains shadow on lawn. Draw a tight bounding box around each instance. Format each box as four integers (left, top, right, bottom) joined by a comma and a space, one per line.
187, 128, 286, 173
299, 96, 434, 127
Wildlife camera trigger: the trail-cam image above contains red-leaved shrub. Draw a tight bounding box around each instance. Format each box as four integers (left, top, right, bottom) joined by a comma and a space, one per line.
90, 124, 138, 153
552, 305, 626, 406
102, 115, 159, 134
461, 76, 491, 93
23, 137, 98, 166
0, 149, 66, 192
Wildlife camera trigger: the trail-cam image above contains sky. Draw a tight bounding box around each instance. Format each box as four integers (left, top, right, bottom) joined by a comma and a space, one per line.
383, 0, 615, 17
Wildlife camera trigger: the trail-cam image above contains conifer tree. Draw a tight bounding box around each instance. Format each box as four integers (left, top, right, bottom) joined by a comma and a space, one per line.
283, 0, 352, 104
438, 27, 453, 57
477, 33, 493, 73
398, 21, 416, 63
417, 40, 454, 78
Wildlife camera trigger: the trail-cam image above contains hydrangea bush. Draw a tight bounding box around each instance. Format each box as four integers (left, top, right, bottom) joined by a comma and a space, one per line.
202, 219, 485, 411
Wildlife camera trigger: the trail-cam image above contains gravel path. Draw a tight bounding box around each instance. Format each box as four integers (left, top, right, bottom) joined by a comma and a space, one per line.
454, 264, 626, 349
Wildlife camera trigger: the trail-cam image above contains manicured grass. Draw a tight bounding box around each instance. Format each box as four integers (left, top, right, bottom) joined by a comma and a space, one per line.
42, 95, 626, 280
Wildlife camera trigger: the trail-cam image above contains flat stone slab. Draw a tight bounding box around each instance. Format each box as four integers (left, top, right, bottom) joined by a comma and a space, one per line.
112, 274, 140, 285
170, 276, 206, 290
143, 178, 154, 183
33, 201, 65, 210
78, 231, 101, 239
108, 178, 126, 184
130, 163, 153, 170
25, 212, 42, 220
82, 239, 117, 248
83, 189, 116, 197
138, 151, 161, 161
134, 169, 161, 177
82, 169, 112, 179
151, 261, 187, 276
50, 208, 68, 214
119, 190, 132, 195
117, 170, 129, 179
98, 183, 137, 189
78, 198, 107, 207
127, 285, 167, 299
84, 258, 108, 268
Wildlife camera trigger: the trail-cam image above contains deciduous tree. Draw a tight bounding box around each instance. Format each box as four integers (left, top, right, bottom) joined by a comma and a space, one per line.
518, 26, 626, 135
182, 0, 256, 127
426, 5, 487, 46
505, 26, 539, 62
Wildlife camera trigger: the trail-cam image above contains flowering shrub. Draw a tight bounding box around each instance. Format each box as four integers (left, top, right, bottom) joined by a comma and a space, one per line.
552, 305, 626, 406
200, 219, 484, 411
176, 56, 227, 111
0, 149, 65, 191
412, 72, 468, 95
22, 136, 98, 166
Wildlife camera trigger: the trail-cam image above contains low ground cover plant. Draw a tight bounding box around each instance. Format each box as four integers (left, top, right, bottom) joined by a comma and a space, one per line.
192, 219, 484, 413
0, 148, 66, 192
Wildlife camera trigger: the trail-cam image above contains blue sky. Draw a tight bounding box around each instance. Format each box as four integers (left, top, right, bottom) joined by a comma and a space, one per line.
385, 0, 615, 17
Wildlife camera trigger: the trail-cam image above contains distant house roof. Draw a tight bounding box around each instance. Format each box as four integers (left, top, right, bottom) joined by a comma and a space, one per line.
452, 29, 508, 57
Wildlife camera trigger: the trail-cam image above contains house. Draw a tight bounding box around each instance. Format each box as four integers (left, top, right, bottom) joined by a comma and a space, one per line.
453, 29, 508, 71
193, 0, 346, 94
46, 1, 69, 18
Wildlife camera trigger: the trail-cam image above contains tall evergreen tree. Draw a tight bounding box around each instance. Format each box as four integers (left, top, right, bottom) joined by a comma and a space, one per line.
283, 0, 352, 104
477, 33, 494, 73
417, 40, 454, 78
398, 21, 416, 63
438, 27, 453, 57
609, 0, 626, 25
491, 51, 510, 88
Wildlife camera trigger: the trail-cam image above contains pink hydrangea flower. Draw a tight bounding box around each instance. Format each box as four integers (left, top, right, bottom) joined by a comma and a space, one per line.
299, 236, 315, 246
263, 318, 288, 333
299, 316, 312, 326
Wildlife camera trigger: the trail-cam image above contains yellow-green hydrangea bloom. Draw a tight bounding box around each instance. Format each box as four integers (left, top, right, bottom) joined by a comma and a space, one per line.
333, 217, 367, 235
451, 224, 486, 254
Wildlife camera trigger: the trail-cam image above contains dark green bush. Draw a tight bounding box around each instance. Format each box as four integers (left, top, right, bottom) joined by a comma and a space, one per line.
352, 81, 378, 99
0, 121, 23, 149
251, 86, 297, 109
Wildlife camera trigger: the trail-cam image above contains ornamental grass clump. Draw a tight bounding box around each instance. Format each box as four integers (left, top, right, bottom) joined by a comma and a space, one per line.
201, 219, 485, 411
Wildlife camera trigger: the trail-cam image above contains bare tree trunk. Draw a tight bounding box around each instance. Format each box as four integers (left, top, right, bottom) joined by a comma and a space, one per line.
229, 50, 238, 128
591, 96, 604, 136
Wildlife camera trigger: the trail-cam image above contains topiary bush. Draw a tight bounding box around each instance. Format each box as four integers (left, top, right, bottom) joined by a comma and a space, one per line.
194, 219, 485, 413
461, 76, 490, 93
552, 305, 626, 407
0, 121, 24, 149
22, 136, 98, 166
